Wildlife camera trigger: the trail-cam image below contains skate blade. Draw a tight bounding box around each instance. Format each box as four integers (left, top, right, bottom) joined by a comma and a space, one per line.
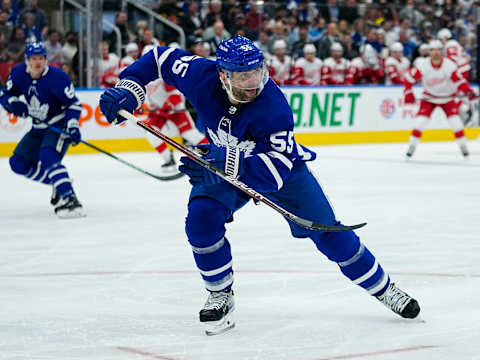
204, 312, 235, 336
56, 208, 87, 219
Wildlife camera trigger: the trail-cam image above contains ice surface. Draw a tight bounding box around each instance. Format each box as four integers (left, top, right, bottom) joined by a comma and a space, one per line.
1, 141, 480, 360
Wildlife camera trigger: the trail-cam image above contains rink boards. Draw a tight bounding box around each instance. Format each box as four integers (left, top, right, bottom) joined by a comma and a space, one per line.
0, 85, 479, 156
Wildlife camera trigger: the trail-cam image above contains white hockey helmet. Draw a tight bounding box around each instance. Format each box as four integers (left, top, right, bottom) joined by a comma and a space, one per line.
141, 44, 156, 56
125, 42, 139, 53
330, 42, 343, 53
272, 39, 287, 50
419, 43, 430, 52
429, 39, 443, 50
437, 28, 452, 40
303, 43, 316, 54
389, 42, 403, 53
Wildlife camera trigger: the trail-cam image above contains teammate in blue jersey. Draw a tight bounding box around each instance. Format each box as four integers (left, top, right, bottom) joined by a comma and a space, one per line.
99, 36, 420, 335
0, 42, 85, 218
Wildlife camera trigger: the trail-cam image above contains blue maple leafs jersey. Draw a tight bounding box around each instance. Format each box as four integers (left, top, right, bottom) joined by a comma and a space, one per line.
120, 46, 317, 193
0, 64, 82, 129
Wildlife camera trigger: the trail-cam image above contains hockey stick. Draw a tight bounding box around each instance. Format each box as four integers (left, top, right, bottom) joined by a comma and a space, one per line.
119, 109, 366, 232
49, 126, 184, 181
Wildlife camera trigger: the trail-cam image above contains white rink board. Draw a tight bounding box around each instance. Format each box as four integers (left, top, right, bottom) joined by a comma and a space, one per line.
1, 141, 480, 360
1, 85, 478, 144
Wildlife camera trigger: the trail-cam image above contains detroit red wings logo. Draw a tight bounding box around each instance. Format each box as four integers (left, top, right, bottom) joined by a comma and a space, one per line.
380, 98, 396, 118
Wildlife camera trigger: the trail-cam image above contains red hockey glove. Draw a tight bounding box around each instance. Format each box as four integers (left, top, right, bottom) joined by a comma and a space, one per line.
404, 90, 415, 104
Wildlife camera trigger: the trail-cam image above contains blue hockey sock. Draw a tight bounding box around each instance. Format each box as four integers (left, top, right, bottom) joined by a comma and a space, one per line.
186, 197, 234, 292
47, 163, 74, 199
25, 161, 51, 184
311, 230, 390, 297
337, 243, 390, 296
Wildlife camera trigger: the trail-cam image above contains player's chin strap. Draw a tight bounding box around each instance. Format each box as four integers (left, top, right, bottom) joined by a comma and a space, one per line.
118, 109, 367, 233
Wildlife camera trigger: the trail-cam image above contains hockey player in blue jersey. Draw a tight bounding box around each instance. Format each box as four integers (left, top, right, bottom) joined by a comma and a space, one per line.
99, 36, 420, 335
0, 42, 85, 218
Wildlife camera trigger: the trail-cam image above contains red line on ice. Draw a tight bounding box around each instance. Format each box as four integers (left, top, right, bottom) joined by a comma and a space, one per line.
116, 346, 181, 360
304, 345, 440, 360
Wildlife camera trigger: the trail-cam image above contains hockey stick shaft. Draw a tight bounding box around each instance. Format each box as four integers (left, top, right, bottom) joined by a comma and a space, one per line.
49, 126, 176, 181
119, 109, 366, 232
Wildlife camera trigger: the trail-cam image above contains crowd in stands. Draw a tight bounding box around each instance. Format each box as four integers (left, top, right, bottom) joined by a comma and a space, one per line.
0, 0, 478, 88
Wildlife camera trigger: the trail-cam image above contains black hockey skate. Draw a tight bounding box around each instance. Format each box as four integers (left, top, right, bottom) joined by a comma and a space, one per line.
376, 283, 420, 319
50, 186, 60, 206
54, 195, 86, 219
460, 144, 469, 157
200, 289, 235, 335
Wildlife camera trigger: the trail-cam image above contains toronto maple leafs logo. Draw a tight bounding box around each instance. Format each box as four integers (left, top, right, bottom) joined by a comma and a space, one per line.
207, 128, 256, 157
28, 95, 49, 121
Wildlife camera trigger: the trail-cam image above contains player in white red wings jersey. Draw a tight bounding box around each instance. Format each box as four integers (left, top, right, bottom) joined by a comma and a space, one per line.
413, 43, 430, 68
268, 39, 294, 85
142, 45, 208, 175
321, 42, 349, 85
403, 40, 476, 158
437, 28, 473, 124
118, 43, 139, 72
292, 44, 322, 85
346, 44, 383, 84
438, 28, 471, 79
384, 42, 410, 85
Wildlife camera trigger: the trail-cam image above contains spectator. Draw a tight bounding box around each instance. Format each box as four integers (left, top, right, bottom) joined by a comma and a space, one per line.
0, 32, 8, 62
377, 0, 397, 23
351, 18, 365, 48
245, 0, 266, 35
0, 10, 12, 40
61, 30, 77, 65
364, 28, 382, 54
399, 31, 416, 60
316, 22, 342, 59
205, 20, 230, 53
399, 0, 425, 29
253, 30, 271, 62
135, 20, 148, 41
308, 16, 326, 43
109, 11, 133, 54
180, 2, 203, 38
286, 15, 299, 47
337, 19, 350, 43
203, 0, 228, 30
1, 0, 18, 27
44, 29, 62, 65
61, 62, 77, 86
268, 20, 288, 53
19, 0, 46, 32
21, 12, 42, 43
339, 0, 359, 24
319, 0, 340, 23
343, 34, 359, 60
138, 28, 158, 56
291, 23, 310, 59
7, 26, 25, 62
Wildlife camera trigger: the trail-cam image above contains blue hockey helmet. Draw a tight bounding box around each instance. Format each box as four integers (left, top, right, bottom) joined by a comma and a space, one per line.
25, 41, 47, 58
216, 36, 268, 103
216, 35, 264, 72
